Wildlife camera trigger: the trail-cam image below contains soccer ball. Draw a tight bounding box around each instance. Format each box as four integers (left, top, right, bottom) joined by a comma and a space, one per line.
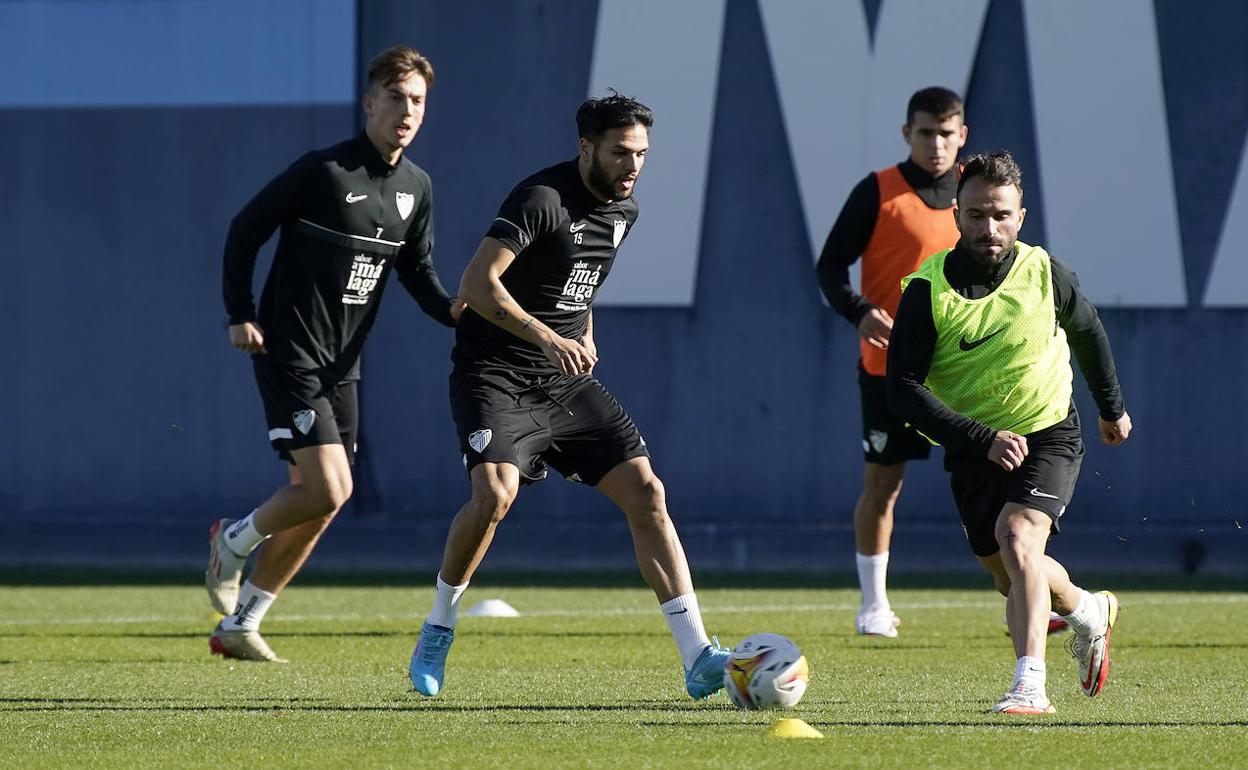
723, 633, 809, 709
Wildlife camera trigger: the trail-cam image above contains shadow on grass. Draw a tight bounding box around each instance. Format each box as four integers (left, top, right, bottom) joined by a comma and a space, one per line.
635, 717, 1248, 729
0, 697, 712, 715
3, 697, 1246, 729
802, 719, 1248, 729
13, 658, 219, 665
407, 630, 665, 640
0, 629, 672, 641
1121, 641, 1248, 650
0, 630, 404, 640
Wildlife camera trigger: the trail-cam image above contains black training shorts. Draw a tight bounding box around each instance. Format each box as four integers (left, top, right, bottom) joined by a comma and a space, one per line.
253, 358, 358, 465
449, 368, 649, 485
859, 368, 931, 465
948, 407, 1084, 557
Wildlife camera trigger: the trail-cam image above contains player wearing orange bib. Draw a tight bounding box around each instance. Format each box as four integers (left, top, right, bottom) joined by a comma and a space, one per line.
816, 87, 965, 636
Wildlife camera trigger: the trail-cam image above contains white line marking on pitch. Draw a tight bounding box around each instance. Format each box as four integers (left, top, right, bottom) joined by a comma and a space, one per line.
0, 593, 1242, 627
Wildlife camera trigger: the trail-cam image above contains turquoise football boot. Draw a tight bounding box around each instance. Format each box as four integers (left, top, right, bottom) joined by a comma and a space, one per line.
410, 621, 455, 696
685, 640, 731, 699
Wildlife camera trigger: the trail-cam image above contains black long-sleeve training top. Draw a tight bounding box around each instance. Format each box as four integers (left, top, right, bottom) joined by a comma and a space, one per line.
885, 242, 1125, 458
815, 159, 958, 324
223, 132, 454, 382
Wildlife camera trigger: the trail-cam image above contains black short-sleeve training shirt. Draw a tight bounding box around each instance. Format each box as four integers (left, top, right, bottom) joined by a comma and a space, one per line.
453, 160, 639, 375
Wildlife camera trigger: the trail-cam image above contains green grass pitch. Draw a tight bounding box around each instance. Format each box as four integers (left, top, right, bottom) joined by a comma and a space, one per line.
1, 575, 1245, 769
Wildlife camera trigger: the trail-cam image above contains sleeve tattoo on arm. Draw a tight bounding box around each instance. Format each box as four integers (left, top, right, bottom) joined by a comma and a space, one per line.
492, 291, 515, 323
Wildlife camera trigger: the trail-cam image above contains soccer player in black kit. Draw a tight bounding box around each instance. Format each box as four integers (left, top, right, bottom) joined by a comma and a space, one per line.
206, 46, 463, 661
407, 93, 730, 700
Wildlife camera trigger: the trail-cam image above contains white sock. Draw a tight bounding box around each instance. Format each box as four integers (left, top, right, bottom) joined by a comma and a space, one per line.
1014, 656, 1046, 691
1062, 589, 1098, 635
223, 511, 268, 557
223, 581, 276, 631
856, 551, 890, 612
660, 593, 712, 669
427, 574, 469, 629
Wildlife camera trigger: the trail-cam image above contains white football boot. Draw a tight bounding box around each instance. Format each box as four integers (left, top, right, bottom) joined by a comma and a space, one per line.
992, 683, 1055, 714
210, 621, 287, 663
1067, 590, 1119, 697
205, 518, 245, 615
856, 606, 901, 638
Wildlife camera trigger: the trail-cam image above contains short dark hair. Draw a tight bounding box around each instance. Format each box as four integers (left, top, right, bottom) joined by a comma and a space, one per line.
957, 151, 1024, 200
367, 45, 434, 91
576, 90, 654, 140
906, 86, 963, 124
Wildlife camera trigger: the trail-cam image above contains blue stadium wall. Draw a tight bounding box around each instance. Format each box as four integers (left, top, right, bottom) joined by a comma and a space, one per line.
2, 0, 1245, 574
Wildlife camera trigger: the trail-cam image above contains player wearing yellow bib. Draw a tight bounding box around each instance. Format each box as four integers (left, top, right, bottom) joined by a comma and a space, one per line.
886, 152, 1133, 715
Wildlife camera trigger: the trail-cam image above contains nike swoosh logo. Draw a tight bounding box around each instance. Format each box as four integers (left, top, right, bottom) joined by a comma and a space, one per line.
664, 608, 689, 616
1082, 656, 1099, 692
1029, 487, 1060, 500
569, 222, 587, 232
958, 328, 1004, 351
345, 192, 368, 203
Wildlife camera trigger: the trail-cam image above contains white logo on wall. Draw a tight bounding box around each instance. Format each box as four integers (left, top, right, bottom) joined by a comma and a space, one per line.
396, 191, 414, 220
293, 409, 316, 435
612, 219, 627, 248
559, 261, 602, 307
468, 429, 492, 453
588, 2, 1195, 307
342, 254, 387, 305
